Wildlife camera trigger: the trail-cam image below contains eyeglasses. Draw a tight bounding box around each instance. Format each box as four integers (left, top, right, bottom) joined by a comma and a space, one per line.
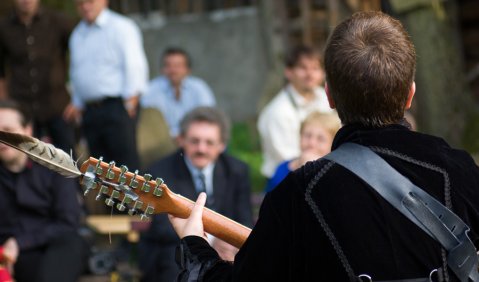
184, 137, 221, 147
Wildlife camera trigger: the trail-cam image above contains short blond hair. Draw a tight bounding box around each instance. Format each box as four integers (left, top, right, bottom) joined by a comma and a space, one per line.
300, 111, 341, 138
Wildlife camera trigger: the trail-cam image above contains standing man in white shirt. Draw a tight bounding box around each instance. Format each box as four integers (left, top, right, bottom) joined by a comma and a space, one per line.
64, 0, 148, 170
257, 46, 333, 179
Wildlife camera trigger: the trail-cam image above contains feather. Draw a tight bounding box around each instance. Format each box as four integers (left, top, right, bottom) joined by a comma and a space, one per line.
0, 130, 81, 178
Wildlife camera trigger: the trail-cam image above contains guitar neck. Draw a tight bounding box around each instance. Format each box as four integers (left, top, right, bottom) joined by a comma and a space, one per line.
169, 193, 251, 249
78, 157, 252, 249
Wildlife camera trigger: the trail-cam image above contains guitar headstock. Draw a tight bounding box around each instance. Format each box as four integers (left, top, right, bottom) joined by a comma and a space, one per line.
79, 157, 176, 220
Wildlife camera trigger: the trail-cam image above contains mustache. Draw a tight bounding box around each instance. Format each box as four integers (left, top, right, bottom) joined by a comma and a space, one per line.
192, 152, 209, 158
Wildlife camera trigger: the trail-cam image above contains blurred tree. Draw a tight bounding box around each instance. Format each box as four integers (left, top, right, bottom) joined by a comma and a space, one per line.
0, 0, 76, 17
387, 0, 473, 147
42, 0, 76, 16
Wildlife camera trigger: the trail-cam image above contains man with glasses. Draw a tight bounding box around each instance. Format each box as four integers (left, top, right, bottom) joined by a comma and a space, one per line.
138, 106, 253, 282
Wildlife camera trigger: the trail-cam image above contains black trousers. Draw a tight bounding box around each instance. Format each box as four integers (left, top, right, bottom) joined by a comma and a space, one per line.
82, 98, 140, 171
14, 232, 86, 282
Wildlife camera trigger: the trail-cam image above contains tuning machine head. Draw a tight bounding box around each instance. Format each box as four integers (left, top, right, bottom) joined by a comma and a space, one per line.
116, 194, 134, 212
106, 161, 116, 180
153, 178, 164, 197
128, 200, 143, 216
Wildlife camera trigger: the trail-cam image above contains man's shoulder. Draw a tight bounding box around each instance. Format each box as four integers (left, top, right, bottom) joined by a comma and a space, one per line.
106, 10, 139, 30
147, 151, 182, 172
146, 76, 171, 96
0, 14, 13, 32
29, 162, 76, 185
184, 76, 213, 93
258, 90, 294, 123
149, 76, 169, 87
185, 76, 208, 85
218, 153, 249, 172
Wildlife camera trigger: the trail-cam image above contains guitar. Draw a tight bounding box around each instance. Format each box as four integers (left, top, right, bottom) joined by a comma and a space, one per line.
79, 157, 252, 249
0, 130, 252, 249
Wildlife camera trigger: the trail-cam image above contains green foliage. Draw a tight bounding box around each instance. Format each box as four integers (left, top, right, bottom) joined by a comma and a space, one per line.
462, 111, 479, 154
42, 0, 77, 17
228, 121, 266, 193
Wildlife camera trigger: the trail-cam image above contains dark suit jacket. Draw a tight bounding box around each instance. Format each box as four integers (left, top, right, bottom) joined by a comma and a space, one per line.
139, 149, 253, 282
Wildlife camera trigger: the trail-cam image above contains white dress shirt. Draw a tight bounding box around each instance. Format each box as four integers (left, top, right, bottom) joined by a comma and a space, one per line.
69, 9, 148, 108
257, 84, 332, 177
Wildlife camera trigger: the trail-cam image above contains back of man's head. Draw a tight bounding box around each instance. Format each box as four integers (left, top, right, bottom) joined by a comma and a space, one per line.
324, 11, 416, 127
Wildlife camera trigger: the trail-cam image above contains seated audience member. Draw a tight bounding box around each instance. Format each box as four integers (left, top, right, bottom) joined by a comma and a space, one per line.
265, 111, 341, 192
257, 45, 332, 179
141, 47, 216, 138
138, 106, 253, 282
0, 100, 84, 282
168, 11, 479, 281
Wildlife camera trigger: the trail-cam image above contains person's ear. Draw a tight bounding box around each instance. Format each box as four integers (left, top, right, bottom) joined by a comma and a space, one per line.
24, 123, 33, 136
325, 83, 336, 109
284, 68, 293, 82
405, 82, 416, 110
219, 142, 226, 153
176, 135, 184, 147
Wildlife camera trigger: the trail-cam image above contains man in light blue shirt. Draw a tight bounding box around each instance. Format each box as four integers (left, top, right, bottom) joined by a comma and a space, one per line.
65, 0, 148, 170
141, 47, 215, 138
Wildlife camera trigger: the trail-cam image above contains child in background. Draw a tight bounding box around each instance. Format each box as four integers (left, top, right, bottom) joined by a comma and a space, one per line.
265, 111, 341, 192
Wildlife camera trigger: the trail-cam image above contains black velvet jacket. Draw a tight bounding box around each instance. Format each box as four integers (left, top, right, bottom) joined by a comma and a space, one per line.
176, 124, 479, 281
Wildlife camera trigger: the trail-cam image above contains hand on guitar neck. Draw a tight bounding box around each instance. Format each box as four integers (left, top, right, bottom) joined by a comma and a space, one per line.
168, 192, 208, 240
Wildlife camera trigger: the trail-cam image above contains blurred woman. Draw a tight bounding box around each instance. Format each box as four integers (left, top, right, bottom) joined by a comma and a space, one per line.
265, 111, 341, 192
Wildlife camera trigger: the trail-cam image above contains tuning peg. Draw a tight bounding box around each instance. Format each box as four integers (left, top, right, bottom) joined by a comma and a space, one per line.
106, 161, 116, 180
105, 190, 120, 207
128, 170, 139, 188
116, 194, 133, 212
145, 204, 154, 215
95, 185, 109, 201
128, 200, 143, 216
140, 204, 155, 221
116, 203, 126, 211
119, 165, 128, 184
95, 156, 104, 175
153, 178, 164, 197
81, 172, 97, 196
83, 182, 98, 196
141, 174, 152, 192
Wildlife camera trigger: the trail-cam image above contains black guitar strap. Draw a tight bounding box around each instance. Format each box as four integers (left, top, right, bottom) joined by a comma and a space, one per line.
323, 143, 479, 282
